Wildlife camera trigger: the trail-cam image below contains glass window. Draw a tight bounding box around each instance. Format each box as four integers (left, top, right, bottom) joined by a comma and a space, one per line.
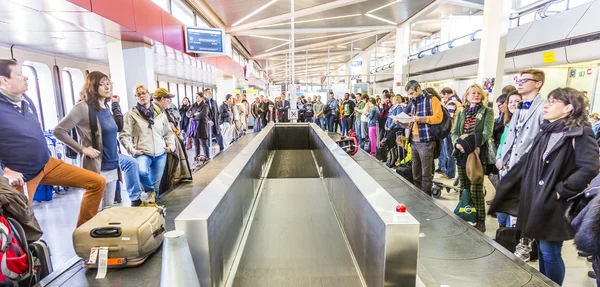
172, 0, 195, 26
186, 84, 193, 105
195, 15, 210, 28
569, 0, 594, 9
62, 70, 75, 114
159, 81, 169, 90
22, 65, 44, 129
152, 0, 170, 12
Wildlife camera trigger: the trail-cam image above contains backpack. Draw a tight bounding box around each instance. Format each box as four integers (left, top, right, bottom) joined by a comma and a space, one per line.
0, 216, 29, 282
64, 104, 100, 159
429, 101, 453, 141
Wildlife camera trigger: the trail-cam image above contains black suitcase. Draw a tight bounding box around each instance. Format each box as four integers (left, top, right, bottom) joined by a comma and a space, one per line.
495, 227, 518, 253
396, 164, 413, 184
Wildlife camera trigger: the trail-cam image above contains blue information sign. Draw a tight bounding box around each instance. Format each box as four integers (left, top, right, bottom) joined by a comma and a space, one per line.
185, 27, 225, 54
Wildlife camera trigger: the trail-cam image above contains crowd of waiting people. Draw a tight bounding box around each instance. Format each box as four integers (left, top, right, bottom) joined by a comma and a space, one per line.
265, 69, 600, 286
3, 56, 600, 286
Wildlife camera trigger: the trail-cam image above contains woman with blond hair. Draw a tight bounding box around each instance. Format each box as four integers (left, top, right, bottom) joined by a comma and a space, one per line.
452, 83, 494, 232
119, 85, 176, 206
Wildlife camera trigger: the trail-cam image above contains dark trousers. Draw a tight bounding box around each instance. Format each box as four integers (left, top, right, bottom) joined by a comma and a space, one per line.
194, 137, 210, 158
327, 115, 336, 132
344, 117, 353, 133
411, 141, 436, 196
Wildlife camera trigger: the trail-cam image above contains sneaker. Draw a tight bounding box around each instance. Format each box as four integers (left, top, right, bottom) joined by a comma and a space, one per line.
440, 174, 451, 179
514, 241, 532, 262
140, 202, 158, 207
131, 199, 142, 207
588, 271, 596, 279
578, 250, 592, 257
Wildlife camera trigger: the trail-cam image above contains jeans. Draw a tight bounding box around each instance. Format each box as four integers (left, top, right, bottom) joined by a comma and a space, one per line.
341, 117, 347, 135
254, 117, 262, 132
318, 117, 326, 130
135, 153, 167, 194
119, 154, 143, 201
344, 117, 353, 135
538, 240, 565, 285
440, 136, 456, 178
16, 157, 105, 227
355, 120, 363, 147
496, 212, 511, 227
327, 115, 336, 132
593, 253, 600, 286
411, 141, 436, 196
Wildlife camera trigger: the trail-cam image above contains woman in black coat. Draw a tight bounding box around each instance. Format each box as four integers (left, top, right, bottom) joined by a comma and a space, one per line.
187, 93, 210, 162
179, 97, 191, 134
489, 88, 599, 285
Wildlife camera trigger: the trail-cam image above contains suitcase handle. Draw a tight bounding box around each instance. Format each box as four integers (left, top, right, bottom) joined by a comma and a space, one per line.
90, 227, 122, 238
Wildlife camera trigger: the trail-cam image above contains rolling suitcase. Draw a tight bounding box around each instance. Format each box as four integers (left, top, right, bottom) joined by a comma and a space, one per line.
73, 206, 166, 268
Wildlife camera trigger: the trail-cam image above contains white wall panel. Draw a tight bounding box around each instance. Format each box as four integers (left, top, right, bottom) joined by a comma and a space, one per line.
516, 5, 588, 50
453, 64, 478, 79
566, 41, 600, 63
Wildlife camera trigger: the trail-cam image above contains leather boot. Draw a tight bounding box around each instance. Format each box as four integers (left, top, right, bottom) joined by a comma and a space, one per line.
475, 219, 486, 233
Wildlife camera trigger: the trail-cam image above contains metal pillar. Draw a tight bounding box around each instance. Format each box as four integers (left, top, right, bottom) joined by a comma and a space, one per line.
306, 50, 308, 92
373, 34, 378, 96
327, 46, 331, 92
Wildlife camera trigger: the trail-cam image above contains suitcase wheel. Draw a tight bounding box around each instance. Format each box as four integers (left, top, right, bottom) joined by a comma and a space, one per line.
432, 186, 442, 199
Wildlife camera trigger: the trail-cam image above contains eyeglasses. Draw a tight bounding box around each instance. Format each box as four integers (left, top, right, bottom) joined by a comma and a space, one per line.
516, 78, 539, 85
136, 91, 148, 97
547, 98, 564, 106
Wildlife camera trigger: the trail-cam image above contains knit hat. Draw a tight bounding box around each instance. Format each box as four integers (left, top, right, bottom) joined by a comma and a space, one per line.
153, 88, 175, 99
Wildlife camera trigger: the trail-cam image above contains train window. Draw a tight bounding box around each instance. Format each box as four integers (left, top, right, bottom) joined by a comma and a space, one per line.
61, 71, 75, 113
172, 0, 194, 26
21, 65, 44, 129
168, 82, 177, 95
159, 81, 169, 90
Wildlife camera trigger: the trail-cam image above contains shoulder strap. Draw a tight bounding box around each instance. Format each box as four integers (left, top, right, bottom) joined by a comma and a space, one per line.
88, 104, 98, 150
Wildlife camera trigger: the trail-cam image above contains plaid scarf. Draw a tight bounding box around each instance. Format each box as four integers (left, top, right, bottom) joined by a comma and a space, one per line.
136, 104, 154, 127
410, 94, 434, 142
463, 103, 481, 135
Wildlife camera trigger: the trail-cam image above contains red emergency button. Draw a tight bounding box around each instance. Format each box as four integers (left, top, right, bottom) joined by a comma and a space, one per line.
396, 204, 406, 213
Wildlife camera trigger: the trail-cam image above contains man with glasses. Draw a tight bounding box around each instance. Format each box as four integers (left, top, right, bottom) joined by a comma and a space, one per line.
498, 69, 546, 263
402, 80, 444, 196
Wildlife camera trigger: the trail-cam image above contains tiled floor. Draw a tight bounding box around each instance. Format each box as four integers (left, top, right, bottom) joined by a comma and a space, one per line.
432, 173, 597, 287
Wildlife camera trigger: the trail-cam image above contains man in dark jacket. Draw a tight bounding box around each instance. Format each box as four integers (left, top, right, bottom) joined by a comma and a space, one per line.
204, 88, 223, 151
261, 96, 273, 127
276, 93, 290, 123
0, 59, 105, 227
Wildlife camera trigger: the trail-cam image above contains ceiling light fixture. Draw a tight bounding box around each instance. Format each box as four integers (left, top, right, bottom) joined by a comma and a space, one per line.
296, 30, 368, 42
259, 14, 362, 28
367, 0, 402, 14
264, 41, 290, 52
249, 35, 289, 42
232, 0, 279, 27
337, 45, 347, 48
365, 14, 398, 25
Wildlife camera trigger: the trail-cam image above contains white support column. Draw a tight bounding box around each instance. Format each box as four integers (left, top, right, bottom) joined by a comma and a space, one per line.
394, 25, 410, 95
327, 46, 331, 92
216, 76, 235, 98
373, 35, 378, 96
477, 0, 511, 105
361, 50, 370, 89
289, 0, 297, 122
107, 41, 155, 111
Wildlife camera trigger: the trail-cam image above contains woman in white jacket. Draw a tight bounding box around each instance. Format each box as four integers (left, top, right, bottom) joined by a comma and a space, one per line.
118, 85, 176, 205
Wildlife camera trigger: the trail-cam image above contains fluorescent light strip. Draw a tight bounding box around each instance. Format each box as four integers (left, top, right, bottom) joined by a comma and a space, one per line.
264, 41, 290, 52
337, 45, 347, 48
297, 30, 370, 42
232, 0, 279, 27
365, 14, 398, 25
367, 0, 402, 14
259, 14, 362, 28
249, 35, 289, 42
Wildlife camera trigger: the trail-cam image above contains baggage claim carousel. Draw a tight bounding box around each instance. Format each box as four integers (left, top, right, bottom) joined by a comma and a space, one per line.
40, 123, 557, 287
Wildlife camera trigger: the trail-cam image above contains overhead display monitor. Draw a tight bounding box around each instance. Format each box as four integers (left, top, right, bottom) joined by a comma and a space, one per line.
185, 27, 226, 54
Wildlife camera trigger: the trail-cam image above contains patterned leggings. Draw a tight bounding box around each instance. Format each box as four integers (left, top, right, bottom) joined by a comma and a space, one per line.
457, 166, 486, 221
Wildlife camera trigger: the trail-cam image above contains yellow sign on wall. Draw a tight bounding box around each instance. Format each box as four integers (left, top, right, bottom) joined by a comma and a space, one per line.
246, 89, 259, 95
543, 51, 556, 64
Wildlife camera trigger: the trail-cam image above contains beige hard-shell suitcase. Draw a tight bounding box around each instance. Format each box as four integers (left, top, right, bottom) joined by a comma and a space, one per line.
73, 206, 166, 268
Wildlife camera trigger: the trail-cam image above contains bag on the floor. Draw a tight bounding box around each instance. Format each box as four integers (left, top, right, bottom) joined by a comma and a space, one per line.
0, 215, 53, 287
495, 226, 518, 253
376, 146, 387, 162
336, 136, 358, 156
33, 184, 53, 202
454, 189, 477, 224
73, 206, 166, 268
396, 163, 413, 184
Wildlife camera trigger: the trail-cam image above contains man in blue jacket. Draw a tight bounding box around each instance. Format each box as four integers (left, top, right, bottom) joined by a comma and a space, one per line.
0, 59, 105, 227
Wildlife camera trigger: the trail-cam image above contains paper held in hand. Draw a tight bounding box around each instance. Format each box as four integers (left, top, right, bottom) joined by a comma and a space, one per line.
390, 112, 413, 123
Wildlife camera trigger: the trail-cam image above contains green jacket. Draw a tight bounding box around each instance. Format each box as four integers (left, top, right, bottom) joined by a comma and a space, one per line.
356, 101, 365, 120
452, 105, 494, 163
496, 121, 510, 160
